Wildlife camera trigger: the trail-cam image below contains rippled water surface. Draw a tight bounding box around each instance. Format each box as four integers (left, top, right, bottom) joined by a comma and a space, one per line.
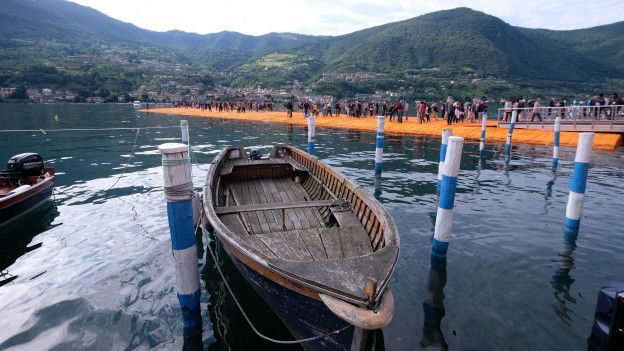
0, 104, 623, 350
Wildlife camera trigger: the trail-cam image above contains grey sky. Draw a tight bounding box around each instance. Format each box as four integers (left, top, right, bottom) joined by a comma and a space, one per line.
69, 0, 624, 36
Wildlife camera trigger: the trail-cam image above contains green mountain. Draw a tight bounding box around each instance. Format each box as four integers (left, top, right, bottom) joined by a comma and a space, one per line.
308, 8, 621, 80
0, 0, 622, 101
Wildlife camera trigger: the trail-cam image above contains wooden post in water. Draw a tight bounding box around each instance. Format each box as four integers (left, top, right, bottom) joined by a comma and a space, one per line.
479, 114, 487, 153
505, 110, 517, 155
158, 143, 202, 340
564, 132, 594, 240
374, 115, 385, 175
553, 117, 561, 169
180, 119, 189, 145
437, 130, 452, 186
307, 113, 315, 155
432, 136, 464, 259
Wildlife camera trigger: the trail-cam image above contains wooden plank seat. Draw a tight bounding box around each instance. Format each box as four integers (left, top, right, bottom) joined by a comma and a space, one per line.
214, 199, 337, 215
284, 157, 309, 172
329, 200, 362, 227
220, 158, 289, 176
221, 157, 309, 176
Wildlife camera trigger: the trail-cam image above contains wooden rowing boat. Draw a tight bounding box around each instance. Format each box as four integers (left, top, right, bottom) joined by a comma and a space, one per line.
203, 145, 399, 350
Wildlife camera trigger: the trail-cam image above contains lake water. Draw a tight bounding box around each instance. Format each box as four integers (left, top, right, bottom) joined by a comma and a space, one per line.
0, 104, 622, 350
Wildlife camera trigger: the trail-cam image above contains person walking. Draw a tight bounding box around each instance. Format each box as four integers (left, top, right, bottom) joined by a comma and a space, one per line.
417, 100, 427, 123
285, 100, 293, 118
531, 97, 543, 122
396, 100, 405, 123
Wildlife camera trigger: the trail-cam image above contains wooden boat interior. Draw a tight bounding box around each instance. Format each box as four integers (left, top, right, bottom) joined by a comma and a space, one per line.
206, 146, 398, 306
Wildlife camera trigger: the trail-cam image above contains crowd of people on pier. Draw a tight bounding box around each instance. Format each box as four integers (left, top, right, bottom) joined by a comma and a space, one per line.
292, 98, 490, 126
501, 92, 623, 122
171, 91, 622, 125
173, 100, 276, 112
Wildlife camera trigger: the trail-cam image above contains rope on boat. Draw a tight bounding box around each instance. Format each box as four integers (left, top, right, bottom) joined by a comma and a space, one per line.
196, 204, 353, 344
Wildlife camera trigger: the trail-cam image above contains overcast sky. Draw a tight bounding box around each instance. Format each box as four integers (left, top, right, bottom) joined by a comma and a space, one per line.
70, 0, 623, 36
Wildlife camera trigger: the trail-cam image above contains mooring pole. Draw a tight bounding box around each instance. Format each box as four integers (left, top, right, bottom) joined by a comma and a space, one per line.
564, 132, 594, 240
505, 110, 517, 155
307, 113, 315, 155
158, 143, 202, 341
374, 115, 385, 175
432, 136, 464, 259
180, 119, 189, 145
437, 130, 452, 186
553, 117, 561, 169
479, 114, 487, 153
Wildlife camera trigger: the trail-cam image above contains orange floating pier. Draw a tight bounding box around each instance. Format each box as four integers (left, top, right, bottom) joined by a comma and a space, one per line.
142, 108, 622, 152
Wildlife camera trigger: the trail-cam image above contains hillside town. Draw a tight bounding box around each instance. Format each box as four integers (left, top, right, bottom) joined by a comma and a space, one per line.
0, 80, 406, 106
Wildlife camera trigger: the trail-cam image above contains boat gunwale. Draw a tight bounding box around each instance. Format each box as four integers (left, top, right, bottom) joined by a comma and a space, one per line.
0, 169, 55, 209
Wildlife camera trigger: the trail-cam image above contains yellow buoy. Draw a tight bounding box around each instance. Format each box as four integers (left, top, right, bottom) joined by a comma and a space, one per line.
54, 114, 59, 121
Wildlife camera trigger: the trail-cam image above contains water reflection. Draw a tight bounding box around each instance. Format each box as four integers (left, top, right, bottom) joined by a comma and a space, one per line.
351, 328, 386, 351
473, 155, 484, 195
202, 236, 300, 351
544, 170, 557, 214
373, 175, 382, 198
551, 236, 577, 326
420, 256, 448, 350
0, 201, 60, 286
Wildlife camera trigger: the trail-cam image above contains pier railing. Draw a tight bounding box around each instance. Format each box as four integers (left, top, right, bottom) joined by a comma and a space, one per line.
496, 105, 624, 132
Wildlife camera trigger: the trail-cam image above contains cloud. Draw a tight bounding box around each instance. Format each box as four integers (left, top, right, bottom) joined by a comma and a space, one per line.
69, 0, 624, 36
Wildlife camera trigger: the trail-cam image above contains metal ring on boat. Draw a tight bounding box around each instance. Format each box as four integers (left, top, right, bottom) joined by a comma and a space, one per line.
319, 289, 395, 330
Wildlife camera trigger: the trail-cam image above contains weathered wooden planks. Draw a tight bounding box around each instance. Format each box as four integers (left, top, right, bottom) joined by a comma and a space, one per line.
319, 227, 343, 260
214, 199, 336, 215
297, 228, 327, 261
338, 226, 373, 257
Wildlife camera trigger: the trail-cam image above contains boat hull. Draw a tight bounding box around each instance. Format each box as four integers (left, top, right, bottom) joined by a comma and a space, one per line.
225, 247, 355, 351
0, 181, 53, 226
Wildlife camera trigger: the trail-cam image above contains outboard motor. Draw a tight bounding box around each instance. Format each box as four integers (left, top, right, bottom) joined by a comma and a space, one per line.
6, 153, 44, 176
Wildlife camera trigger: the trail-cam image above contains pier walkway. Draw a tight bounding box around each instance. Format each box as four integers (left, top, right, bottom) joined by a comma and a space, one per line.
497, 105, 624, 133
142, 108, 622, 152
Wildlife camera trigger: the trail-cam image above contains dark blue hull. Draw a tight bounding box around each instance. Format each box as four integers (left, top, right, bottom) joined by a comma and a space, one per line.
0, 183, 53, 226
229, 254, 355, 351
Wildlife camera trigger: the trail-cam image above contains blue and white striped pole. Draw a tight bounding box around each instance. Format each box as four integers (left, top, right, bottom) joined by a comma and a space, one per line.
374, 115, 385, 175
505, 110, 517, 155
437, 130, 452, 185
158, 143, 202, 339
432, 136, 464, 259
307, 113, 315, 155
180, 120, 189, 145
564, 132, 594, 240
553, 117, 561, 169
479, 114, 487, 153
